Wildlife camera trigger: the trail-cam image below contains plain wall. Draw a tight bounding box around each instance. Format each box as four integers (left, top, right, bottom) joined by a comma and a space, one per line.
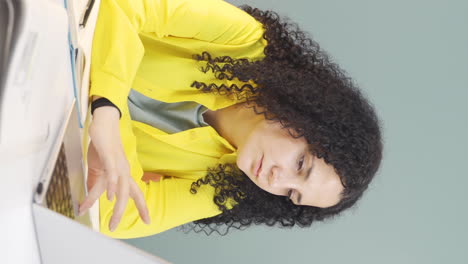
125, 0, 468, 263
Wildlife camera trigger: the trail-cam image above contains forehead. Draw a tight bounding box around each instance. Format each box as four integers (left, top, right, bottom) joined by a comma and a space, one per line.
298, 156, 344, 208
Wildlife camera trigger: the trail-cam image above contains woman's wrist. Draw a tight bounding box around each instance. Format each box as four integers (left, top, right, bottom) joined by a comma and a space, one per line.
92, 106, 121, 122
91, 96, 122, 118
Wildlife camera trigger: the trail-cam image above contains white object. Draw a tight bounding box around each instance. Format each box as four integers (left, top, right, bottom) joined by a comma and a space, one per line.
0, 1, 171, 263
1, 1, 74, 263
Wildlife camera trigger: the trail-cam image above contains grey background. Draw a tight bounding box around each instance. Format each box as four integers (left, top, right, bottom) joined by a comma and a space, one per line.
125, 0, 468, 263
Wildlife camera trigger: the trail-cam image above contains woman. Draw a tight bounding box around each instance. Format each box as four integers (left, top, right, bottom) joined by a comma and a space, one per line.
79, 0, 383, 239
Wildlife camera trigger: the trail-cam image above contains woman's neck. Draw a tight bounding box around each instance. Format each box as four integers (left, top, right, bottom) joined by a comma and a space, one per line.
203, 102, 263, 149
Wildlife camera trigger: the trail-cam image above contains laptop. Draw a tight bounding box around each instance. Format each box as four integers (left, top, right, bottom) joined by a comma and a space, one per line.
1, 1, 170, 263
33, 98, 94, 229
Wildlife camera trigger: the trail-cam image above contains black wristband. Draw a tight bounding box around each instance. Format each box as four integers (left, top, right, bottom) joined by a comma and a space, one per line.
91, 97, 122, 118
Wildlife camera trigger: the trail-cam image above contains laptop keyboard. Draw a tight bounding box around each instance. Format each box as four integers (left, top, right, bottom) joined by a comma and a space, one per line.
45, 144, 75, 219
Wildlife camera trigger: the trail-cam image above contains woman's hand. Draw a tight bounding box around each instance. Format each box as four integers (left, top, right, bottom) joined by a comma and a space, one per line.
79, 106, 150, 232
85, 140, 104, 191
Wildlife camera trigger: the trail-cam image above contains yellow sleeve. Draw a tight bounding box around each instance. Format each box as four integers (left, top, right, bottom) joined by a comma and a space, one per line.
90, 0, 264, 110
99, 176, 221, 239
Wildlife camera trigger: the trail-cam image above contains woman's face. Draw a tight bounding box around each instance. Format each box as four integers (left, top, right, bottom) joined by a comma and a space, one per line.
236, 120, 344, 208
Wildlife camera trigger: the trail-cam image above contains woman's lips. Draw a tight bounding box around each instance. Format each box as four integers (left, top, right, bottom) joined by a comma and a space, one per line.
255, 155, 263, 178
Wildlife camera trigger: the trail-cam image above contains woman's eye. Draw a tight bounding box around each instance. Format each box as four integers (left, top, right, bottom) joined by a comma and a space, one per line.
297, 156, 304, 171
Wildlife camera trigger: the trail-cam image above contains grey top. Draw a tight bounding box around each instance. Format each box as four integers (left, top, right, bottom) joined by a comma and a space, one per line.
128, 89, 209, 134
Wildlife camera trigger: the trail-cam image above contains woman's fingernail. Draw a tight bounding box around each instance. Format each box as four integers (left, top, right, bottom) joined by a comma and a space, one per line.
109, 221, 116, 232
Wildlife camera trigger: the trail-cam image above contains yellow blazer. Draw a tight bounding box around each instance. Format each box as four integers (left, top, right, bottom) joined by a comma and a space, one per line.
86, 0, 267, 238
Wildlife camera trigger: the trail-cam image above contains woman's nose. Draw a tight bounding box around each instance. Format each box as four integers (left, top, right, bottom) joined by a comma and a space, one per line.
268, 167, 278, 187
268, 166, 296, 187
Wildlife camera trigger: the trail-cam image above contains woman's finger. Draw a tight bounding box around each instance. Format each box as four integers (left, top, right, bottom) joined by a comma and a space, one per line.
79, 177, 106, 216
103, 151, 130, 201
87, 165, 107, 190
108, 176, 130, 232
129, 180, 150, 225
105, 168, 119, 201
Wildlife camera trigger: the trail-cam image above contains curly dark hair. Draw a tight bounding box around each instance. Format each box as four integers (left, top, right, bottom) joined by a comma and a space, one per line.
185, 6, 383, 235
